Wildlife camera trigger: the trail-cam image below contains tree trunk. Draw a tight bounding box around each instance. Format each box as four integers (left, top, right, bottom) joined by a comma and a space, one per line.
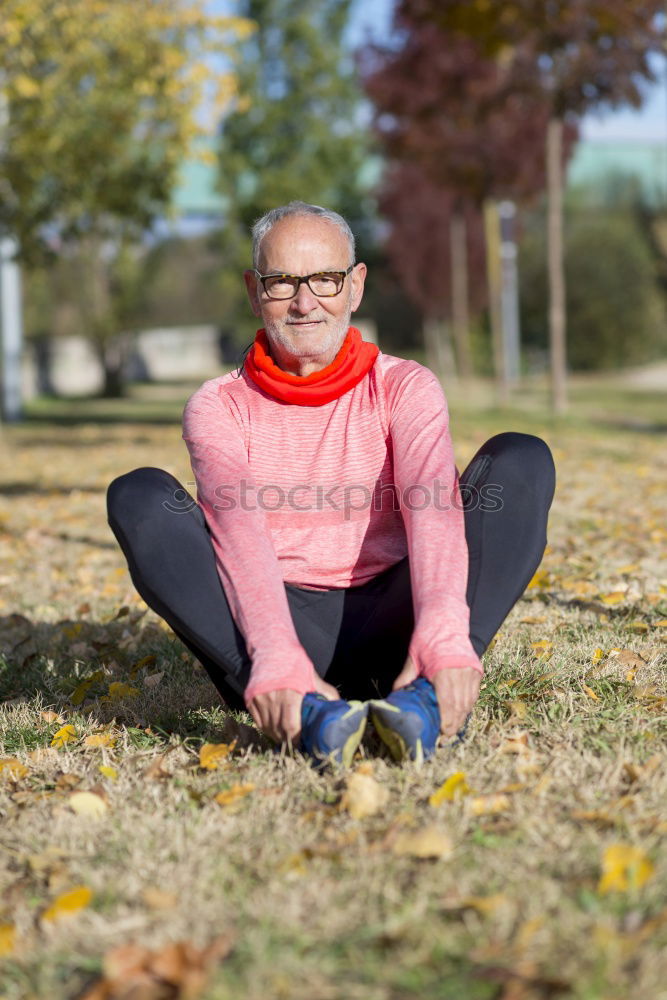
423, 315, 455, 385
547, 116, 567, 414
483, 199, 508, 405
449, 210, 473, 378
94, 338, 128, 398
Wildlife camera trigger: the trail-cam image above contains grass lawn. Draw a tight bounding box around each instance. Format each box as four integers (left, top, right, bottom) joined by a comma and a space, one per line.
0, 371, 666, 999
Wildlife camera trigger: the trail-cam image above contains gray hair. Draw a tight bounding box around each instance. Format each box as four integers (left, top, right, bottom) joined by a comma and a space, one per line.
251, 201, 356, 270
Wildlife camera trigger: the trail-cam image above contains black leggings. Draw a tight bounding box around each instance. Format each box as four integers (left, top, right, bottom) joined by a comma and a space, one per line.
107, 432, 555, 711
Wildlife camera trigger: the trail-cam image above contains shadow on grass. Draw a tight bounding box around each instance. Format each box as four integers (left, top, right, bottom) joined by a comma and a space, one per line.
0, 611, 263, 750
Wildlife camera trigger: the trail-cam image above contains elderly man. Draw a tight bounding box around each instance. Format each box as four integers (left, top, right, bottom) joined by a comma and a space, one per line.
107, 201, 555, 766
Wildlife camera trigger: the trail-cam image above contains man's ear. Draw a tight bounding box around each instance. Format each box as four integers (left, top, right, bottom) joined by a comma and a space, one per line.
244, 270, 262, 317
350, 262, 367, 313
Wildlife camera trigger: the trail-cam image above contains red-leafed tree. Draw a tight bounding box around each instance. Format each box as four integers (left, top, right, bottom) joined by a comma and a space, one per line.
390, 0, 664, 410
377, 162, 487, 382
361, 16, 570, 387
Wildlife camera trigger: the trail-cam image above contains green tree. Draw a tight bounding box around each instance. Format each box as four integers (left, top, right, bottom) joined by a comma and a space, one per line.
216, 0, 373, 343
520, 198, 667, 371
0, 0, 252, 395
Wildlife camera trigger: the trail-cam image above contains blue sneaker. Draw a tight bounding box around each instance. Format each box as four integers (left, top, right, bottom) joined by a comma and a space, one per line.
370, 678, 441, 765
300, 693, 368, 768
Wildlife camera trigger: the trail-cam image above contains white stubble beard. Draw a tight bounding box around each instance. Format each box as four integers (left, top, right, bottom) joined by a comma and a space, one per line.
263, 295, 353, 364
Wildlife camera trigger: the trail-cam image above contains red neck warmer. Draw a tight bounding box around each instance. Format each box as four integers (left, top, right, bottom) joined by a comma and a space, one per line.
244, 327, 379, 406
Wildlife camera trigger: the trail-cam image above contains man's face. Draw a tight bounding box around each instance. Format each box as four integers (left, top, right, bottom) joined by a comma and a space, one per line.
244, 215, 367, 371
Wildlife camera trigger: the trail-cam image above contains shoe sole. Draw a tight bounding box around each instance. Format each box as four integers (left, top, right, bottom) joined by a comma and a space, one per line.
369, 701, 425, 766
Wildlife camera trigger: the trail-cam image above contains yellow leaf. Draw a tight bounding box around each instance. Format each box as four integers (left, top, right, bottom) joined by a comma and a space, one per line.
84, 733, 117, 748
454, 895, 508, 916
583, 685, 600, 701
654, 619, 667, 628
98, 765, 118, 781
531, 639, 553, 649
42, 886, 93, 923
508, 699, 529, 720
340, 770, 389, 819
393, 825, 453, 859
199, 741, 236, 770
70, 670, 104, 706
527, 569, 550, 590
214, 783, 255, 807
626, 622, 649, 634
467, 794, 511, 817
51, 724, 77, 748
0, 923, 16, 956
103, 681, 140, 701
591, 648, 606, 663
0, 757, 29, 779
598, 844, 654, 894
62, 622, 84, 640
429, 771, 471, 806
69, 791, 108, 817
600, 592, 626, 606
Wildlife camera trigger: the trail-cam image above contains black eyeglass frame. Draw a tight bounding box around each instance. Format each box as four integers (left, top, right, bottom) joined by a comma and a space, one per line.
253, 265, 355, 300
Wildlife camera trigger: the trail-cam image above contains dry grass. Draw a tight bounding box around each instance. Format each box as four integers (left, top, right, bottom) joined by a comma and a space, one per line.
0, 378, 666, 1000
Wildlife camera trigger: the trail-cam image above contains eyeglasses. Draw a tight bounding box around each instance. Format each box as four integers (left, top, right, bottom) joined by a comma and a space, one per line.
254, 266, 354, 300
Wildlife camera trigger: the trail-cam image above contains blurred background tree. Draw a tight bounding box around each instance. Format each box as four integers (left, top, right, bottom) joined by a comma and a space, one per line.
400, 0, 665, 411
520, 188, 667, 371
0, 0, 253, 395
215, 0, 374, 345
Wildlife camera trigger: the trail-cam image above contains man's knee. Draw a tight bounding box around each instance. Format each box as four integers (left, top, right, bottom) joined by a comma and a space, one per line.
482, 432, 555, 497
107, 467, 192, 527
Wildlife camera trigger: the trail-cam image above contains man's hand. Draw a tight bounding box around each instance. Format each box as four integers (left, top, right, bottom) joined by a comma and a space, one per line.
247, 674, 339, 745
393, 657, 481, 740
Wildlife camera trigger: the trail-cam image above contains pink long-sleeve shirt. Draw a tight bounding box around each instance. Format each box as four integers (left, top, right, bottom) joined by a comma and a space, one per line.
182, 351, 483, 702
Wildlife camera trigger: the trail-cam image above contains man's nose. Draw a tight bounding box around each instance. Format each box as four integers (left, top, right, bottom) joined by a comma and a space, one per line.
290, 281, 319, 313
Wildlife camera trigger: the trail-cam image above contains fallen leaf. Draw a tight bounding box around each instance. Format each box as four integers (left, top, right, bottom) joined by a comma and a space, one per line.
467, 794, 511, 817
429, 771, 471, 806
70, 670, 105, 706
80, 935, 234, 1000
0, 923, 15, 957
56, 772, 81, 791
499, 732, 530, 754
340, 769, 389, 819
42, 885, 93, 922
69, 790, 108, 817
598, 844, 654, 894
144, 753, 173, 781
84, 733, 117, 748
102, 681, 140, 702
442, 894, 508, 917
143, 671, 164, 689
141, 887, 178, 910
600, 592, 626, 605
98, 765, 118, 781
508, 699, 529, 720
625, 622, 649, 634
0, 757, 29, 779
51, 724, 77, 748
40, 710, 64, 724
214, 783, 255, 807
199, 741, 237, 770
393, 825, 453, 859
582, 685, 600, 701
